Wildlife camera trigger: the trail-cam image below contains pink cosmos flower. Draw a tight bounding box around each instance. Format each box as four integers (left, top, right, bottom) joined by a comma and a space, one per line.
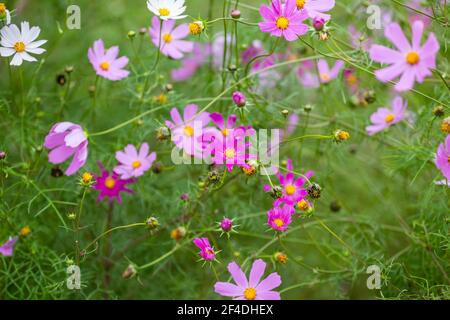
295, 0, 335, 20
215, 259, 282, 300
210, 133, 256, 172
366, 96, 407, 136
297, 59, 344, 87
88, 39, 129, 81
369, 21, 439, 92
435, 135, 450, 181
264, 159, 314, 207
259, 0, 309, 42
93, 163, 135, 204
267, 205, 294, 231
171, 43, 211, 81
0, 237, 18, 257
44, 122, 88, 176
297, 60, 320, 88
114, 143, 156, 179
165, 104, 211, 157
408, 0, 432, 27
192, 237, 216, 261
149, 16, 193, 60
317, 59, 345, 84
210, 113, 238, 137
348, 25, 372, 52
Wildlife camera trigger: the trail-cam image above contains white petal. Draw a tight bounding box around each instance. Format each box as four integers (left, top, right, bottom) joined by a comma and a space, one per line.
0, 47, 15, 57
23, 26, 41, 44
10, 53, 23, 66
64, 128, 87, 148
20, 51, 37, 62
27, 39, 47, 49
26, 47, 46, 54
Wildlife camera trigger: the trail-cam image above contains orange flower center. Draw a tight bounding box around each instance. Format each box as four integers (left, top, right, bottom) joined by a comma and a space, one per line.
82, 172, 93, 184
0, 3, 6, 14
385, 114, 395, 123
159, 8, 170, 16
163, 33, 173, 43
222, 128, 229, 136
320, 73, 330, 82
406, 52, 420, 65
297, 199, 310, 211
244, 288, 257, 300
105, 177, 116, 189
296, 0, 306, 9
225, 148, 235, 159
184, 125, 194, 137
274, 218, 284, 228
132, 160, 141, 169
276, 17, 289, 30
285, 185, 296, 195
14, 42, 26, 53
100, 61, 110, 71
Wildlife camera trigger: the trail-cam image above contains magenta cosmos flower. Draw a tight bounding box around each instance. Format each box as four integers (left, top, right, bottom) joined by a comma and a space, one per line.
267, 205, 294, 231
215, 259, 282, 300
44, 122, 88, 176
192, 237, 216, 261
93, 163, 135, 204
210, 113, 238, 137
259, 0, 309, 42
114, 143, 156, 179
220, 217, 234, 233
295, 0, 335, 20
435, 135, 450, 181
210, 133, 257, 172
165, 104, 210, 157
369, 21, 439, 92
366, 96, 407, 136
0, 237, 18, 257
149, 16, 193, 60
88, 39, 129, 81
264, 159, 314, 206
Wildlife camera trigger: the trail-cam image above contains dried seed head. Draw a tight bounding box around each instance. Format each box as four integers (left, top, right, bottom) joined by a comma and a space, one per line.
307, 183, 322, 199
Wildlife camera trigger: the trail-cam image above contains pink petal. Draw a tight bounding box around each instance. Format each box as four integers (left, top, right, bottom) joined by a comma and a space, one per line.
255, 272, 282, 292
227, 262, 248, 288
249, 259, 266, 288
214, 282, 244, 297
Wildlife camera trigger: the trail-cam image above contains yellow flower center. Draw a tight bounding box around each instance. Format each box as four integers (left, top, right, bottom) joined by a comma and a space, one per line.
225, 148, 235, 159
154, 94, 168, 104
276, 17, 289, 30
14, 42, 26, 53
159, 8, 170, 16
336, 130, 350, 141
297, 199, 310, 211
385, 114, 395, 123
274, 218, 284, 228
20, 226, 31, 237
296, 0, 306, 9
222, 128, 229, 136
100, 61, 110, 71
320, 73, 330, 82
184, 125, 194, 137
244, 288, 257, 300
0, 3, 6, 14
406, 52, 420, 65
105, 177, 116, 189
441, 122, 450, 134
346, 74, 358, 86
132, 160, 141, 169
285, 184, 296, 195
189, 23, 202, 36
163, 33, 173, 43
82, 172, 93, 184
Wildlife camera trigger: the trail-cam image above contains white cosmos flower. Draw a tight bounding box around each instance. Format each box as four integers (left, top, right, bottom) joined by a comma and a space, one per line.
0, 21, 47, 66
146, 0, 187, 20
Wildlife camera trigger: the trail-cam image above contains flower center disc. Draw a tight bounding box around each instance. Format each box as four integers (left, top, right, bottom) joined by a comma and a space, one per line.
285, 185, 296, 195
225, 149, 235, 159
0, 3, 6, 14
276, 17, 289, 30
406, 52, 420, 65
385, 114, 395, 123
321, 73, 330, 82
105, 177, 116, 189
298, 199, 309, 211
244, 288, 257, 300
159, 8, 170, 16
222, 128, 229, 136
14, 42, 26, 53
100, 61, 110, 71
184, 125, 194, 137
132, 160, 141, 169
296, 0, 306, 9
274, 218, 284, 228
163, 33, 173, 43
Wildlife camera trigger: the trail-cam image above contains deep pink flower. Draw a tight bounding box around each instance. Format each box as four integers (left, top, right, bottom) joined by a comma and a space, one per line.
267, 205, 294, 231
0, 237, 18, 257
165, 104, 211, 157
88, 39, 129, 81
93, 163, 135, 204
264, 159, 314, 206
295, 0, 335, 20
214, 259, 282, 300
44, 122, 88, 176
114, 143, 156, 179
210, 113, 238, 137
259, 0, 309, 42
149, 16, 193, 60
369, 21, 439, 92
193, 237, 216, 261
366, 96, 407, 136
232, 91, 246, 107
210, 133, 257, 172
435, 135, 450, 181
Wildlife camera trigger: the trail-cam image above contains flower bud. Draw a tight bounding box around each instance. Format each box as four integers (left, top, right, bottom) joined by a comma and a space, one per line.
312, 17, 325, 31
65, 66, 74, 74
139, 27, 147, 35
440, 117, 450, 134
170, 226, 186, 241
297, 199, 313, 214
270, 186, 283, 199
304, 104, 313, 112
0, 151, 6, 160
81, 172, 94, 186
318, 30, 330, 41
127, 30, 136, 39
281, 109, 289, 117
180, 193, 189, 202
208, 170, 221, 184
231, 9, 241, 19
432, 106, 444, 117
334, 130, 350, 142
232, 91, 246, 107
146, 217, 160, 230
189, 21, 204, 36
20, 226, 31, 237
156, 126, 171, 141
122, 264, 137, 279
274, 252, 287, 264
165, 83, 173, 92
220, 217, 233, 233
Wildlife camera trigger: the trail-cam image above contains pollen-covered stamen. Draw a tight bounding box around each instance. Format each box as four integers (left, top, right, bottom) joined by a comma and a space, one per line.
163, 33, 173, 43
159, 8, 170, 16
0, 3, 6, 14
274, 218, 284, 228
276, 17, 289, 30
100, 61, 110, 71
296, 0, 306, 9
285, 185, 296, 195
297, 199, 310, 211
447, 155, 450, 164
105, 177, 116, 189
320, 73, 330, 82
184, 125, 194, 137
406, 52, 420, 65
132, 160, 141, 169
385, 114, 395, 123
244, 288, 257, 300
14, 42, 26, 53
225, 148, 235, 159
222, 128, 229, 136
